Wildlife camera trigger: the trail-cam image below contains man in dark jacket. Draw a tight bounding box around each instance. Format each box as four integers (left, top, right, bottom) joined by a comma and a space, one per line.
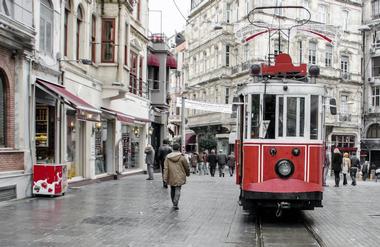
217, 150, 227, 177
207, 150, 217, 177
157, 139, 172, 188
332, 148, 342, 187
350, 152, 360, 186
163, 142, 190, 210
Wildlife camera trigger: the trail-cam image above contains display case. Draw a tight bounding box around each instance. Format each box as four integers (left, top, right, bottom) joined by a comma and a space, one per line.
35, 107, 49, 147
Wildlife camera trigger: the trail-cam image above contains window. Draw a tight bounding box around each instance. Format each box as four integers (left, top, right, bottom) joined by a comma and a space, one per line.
298, 41, 303, 64
275, 0, 283, 16
325, 45, 332, 67
76, 6, 83, 60
130, 51, 138, 93
367, 124, 380, 138
139, 56, 143, 96
244, 44, 249, 61
372, 86, 380, 107
372, 0, 380, 18
203, 51, 207, 72
215, 46, 219, 67
374, 31, 380, 49
226, 45, 230, 67
308, 42, 317, 65
319, 5, 327, 23
225, 88, 229, 104
226, 3, 231, 23
101, 19, 115, 63
0, 0, 13, 17
91, 15, 96, 63
340, 95, 348, 114
278, 96, 306, 138
245, 0, 249, 15
300, 0, 309, 19
373, 57, 380, 77
310, 95, 319, 139
342, 10, 349, 31
40, 0, 54, 55
0, 71, 6, 146
332, 135, 355, 148
341, 55, 349, 73
251, 94, 260, 139
64, 0, 71, 57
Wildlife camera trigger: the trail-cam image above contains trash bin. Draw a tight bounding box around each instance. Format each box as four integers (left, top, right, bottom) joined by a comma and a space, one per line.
33, 163, 68, 196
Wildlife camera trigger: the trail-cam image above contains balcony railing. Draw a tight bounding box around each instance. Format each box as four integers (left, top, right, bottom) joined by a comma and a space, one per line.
129, 75, 149, 99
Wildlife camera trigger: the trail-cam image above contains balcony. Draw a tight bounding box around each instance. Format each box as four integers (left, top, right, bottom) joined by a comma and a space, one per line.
340, 71, 351, 81
129, 75, 149, 99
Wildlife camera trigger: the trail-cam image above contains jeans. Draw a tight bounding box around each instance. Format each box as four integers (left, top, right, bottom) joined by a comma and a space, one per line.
229, 166, 235, 176
147, 164, 154, 179
343, 173, 347, 185
170, 186, 181, 206
218, 165, 225, 177
198, 162, 208, 175
350, 168, 357, 185
334, 171, 340, 186
209, 164, 216, 177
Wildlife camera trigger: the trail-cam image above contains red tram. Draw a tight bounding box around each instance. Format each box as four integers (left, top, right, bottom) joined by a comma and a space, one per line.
233, 5, 337, 214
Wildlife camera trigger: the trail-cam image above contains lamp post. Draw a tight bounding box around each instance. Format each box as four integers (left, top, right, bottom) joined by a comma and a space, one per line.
181, 94, 186, 154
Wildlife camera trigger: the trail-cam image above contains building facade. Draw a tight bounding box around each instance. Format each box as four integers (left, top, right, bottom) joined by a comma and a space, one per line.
362, 0, 380, 167
185, 0, 363, 155
0, 0, 35, 200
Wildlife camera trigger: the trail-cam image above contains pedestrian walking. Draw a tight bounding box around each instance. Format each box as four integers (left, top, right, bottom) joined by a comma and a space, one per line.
190, 152, 199, 174
163, 143, 190, 210
322, 148, 330, 187
198, 151, 208, 175
342, 152, 351, 186
217, 150, 227, 177
157, 139, 172, 188
144, 144, 155, 180
227, 152, 236, 177
207, 150, 217, 177
362, 161, 369, 181
332, 148, 342, 187
350, 152, 360, 186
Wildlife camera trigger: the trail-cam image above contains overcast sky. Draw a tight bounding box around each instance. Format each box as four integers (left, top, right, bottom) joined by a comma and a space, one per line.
149, 0, 191, 37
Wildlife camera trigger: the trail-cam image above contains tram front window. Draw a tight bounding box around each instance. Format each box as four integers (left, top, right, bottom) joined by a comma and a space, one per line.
264, 95, 276, 139
251, 94, 260, 138
278, 96, 305, 138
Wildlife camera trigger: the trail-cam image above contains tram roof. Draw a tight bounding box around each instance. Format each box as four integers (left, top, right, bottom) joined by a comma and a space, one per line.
238, 80, 325, 96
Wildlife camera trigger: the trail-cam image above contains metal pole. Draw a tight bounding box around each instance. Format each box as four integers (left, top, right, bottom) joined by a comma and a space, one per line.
181, 95, 186, 154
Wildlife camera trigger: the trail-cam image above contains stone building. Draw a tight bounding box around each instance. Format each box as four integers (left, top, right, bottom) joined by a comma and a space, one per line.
185, 0, 363, 154
0, 0, 34, 200
362, 0, 380, 167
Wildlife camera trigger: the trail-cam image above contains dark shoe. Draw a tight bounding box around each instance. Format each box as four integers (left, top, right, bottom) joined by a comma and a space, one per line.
334, 185, 339, 187
146, 178, 153, 180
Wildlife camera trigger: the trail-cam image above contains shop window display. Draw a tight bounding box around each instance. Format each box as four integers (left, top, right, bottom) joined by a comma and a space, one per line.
95, 121, 107, 174
121, 125, 141, 171
66, 110, 77, 178
35, 105, 55, 163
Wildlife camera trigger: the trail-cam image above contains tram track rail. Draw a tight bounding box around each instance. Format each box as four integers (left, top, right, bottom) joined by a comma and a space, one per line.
255, 211, 326, 247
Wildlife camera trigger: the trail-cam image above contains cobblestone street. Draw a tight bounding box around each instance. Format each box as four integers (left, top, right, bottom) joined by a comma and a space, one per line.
1, 173, 380, 247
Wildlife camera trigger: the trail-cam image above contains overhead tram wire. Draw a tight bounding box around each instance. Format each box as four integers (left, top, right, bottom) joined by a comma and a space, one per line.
172, 0, 189, 24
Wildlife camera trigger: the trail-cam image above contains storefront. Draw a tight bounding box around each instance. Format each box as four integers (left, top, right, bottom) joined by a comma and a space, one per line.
101, 107, 148, 173
35, 80, 101, 180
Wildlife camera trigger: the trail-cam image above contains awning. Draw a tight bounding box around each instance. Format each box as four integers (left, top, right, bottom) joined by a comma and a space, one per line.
147, 53, 160, 67
36, 79, 101, 121
166, 55, 177, 69
101, 107, 150, 124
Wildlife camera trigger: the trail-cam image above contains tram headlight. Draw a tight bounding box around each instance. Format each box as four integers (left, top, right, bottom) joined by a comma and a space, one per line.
275, 159, 295, 178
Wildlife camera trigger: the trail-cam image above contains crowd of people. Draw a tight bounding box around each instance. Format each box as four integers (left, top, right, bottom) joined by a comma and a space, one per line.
325, 147, 380, 187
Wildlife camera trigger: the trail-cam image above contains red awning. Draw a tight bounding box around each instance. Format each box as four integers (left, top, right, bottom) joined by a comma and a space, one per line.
166, 55, 177, 69
147, 53, 160, 67
36, 79, 101, 121
101, 107, 150, 124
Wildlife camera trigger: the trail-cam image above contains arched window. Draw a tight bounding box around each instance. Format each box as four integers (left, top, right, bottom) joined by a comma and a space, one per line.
40, 0, 53, 55
0, 70, 7, 147
367, 124, 380, 138
76, 5, 84, 60
64, 0, 71, 56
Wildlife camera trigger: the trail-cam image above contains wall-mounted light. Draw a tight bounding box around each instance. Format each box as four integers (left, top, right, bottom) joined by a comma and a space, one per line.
92, 122, 102, 135
148, 126, 154, 135
133, 126, 140, 137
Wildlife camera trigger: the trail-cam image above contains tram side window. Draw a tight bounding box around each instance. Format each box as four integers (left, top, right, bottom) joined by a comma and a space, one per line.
310, 95, 319, 139
287, 97, 297, 137
244, 95, 248, 139
264, 95, 276, 139
251, 94, 260, 138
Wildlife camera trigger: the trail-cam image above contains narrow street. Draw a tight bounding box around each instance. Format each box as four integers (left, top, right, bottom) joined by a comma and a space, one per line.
1, 173, 380, 247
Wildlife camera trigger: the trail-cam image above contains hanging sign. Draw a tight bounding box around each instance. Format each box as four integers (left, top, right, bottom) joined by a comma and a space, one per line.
176, 97, 232, 114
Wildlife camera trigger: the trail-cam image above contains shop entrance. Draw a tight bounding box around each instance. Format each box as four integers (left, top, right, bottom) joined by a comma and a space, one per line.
121, 125, 142, 171
370, 150, 380, 169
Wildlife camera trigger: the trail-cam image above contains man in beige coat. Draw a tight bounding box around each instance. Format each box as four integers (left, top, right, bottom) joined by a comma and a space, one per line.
163, 143, 190, 210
